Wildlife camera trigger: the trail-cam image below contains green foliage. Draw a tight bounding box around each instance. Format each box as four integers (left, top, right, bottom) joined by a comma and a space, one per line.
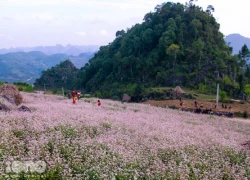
244, 84, 250, 97
198, 83, 206, 93
219, 91, 227, 102
52, 88, 58, 94
223, 76, 234, 85
238, 74, 247, 91
94, 91, 101, 98
239, 44, 249, 58
12, 81, 34, 92
166, 44, 180, 56
13, 82, 30, 86
0, 82, 5, 86
24, 85, 33, 92
18, 86, 24, 91
34, 60, 79, 90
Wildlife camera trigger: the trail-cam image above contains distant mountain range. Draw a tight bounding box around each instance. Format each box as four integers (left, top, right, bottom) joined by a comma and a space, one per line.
225, 34, 250, 55
0, 44, 100, 56
0, 51, 94, 83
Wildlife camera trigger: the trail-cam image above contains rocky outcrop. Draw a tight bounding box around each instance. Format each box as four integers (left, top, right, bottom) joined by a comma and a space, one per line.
18, 105, 31, 112
0, 84, 31, 113
122, 94, 131, 102
0, 84, 23, 105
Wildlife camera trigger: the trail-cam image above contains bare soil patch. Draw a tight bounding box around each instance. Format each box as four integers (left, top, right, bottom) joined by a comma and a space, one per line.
144, 99, 250, 118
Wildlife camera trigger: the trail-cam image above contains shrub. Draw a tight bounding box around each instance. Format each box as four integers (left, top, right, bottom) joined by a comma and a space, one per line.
94, 91, 101, 98
198, 83, 206, 93
220, 91, 227, 102
52, 89, 58, 94
24, 85, 33, 92
18, 86, 24, 91
244, 84, 250, 97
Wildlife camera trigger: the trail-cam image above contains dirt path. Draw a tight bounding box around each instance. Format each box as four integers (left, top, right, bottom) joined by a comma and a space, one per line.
144, 99, 250, 119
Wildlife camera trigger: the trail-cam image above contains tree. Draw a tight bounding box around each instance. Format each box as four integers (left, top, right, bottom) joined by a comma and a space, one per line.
219, 90, 227, 102
239, 44, 249, 58
116, 30, 125, 38
206, 5, 215, 14
238, 74, 246, 91
166, 44, 180, 72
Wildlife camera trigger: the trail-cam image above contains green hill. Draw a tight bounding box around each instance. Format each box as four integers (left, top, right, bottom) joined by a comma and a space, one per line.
34, 60, 79, 90
73, 2, 237, 95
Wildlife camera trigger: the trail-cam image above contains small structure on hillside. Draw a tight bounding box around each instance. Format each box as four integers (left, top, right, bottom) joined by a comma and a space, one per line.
171, 86, 185, 97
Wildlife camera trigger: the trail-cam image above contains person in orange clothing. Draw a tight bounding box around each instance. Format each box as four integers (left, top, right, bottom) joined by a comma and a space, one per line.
73, 96, 77, 104
97, 100, 101, 106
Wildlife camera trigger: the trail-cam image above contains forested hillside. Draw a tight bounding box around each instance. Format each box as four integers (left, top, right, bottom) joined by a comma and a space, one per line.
73, 1, 237, 94
34, 1, 250, 100
34, 60, 79, 90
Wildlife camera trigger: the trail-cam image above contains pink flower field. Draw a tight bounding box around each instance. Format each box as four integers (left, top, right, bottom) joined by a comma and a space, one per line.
0, 92, 250, 179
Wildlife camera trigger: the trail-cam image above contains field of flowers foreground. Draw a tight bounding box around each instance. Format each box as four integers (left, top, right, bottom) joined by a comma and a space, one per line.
0, 92, 250, 179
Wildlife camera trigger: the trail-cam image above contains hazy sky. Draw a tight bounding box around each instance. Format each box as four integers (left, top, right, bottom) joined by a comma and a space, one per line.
0, 0, 249, 48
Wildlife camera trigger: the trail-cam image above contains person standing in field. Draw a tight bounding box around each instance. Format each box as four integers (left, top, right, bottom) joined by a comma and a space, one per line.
73, 96, 76, 104
194, 100, 198, 108
77, 92, 81, 100
98, 100, 101, 106
71, 90, 76, 98
244, 110, 248, 119
67, 90, 71, 99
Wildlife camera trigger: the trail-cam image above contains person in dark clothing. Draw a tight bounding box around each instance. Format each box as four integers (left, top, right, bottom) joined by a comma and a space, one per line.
244, 110, 248, 119
67, 90, 71, 99
194, 101, 198, 108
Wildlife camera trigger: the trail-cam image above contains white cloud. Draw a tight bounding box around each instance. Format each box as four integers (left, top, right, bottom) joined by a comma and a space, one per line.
100, 30, 108, 36
75, 31, 87, 36
0, 0, 62, 7
34, 13, 57, 21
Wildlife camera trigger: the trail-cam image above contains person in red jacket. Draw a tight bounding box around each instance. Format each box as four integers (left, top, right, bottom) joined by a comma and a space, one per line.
98, 100, 101, 106
71, 90, 76, 97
